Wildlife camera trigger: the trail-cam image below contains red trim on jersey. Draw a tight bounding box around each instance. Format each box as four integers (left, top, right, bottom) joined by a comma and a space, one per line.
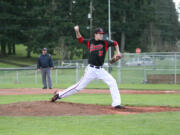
113, 41, 118, 46
87, 40, 90, 49
104, 41, 108, 52
77, 37, 84, 43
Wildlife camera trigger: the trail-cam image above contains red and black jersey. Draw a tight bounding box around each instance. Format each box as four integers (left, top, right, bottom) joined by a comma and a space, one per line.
77, 36, 118, 66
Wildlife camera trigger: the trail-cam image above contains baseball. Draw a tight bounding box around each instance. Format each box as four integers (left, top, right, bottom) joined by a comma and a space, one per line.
74, 25, 79, 31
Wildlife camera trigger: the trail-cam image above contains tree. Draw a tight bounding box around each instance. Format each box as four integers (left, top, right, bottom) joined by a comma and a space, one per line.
0, 0, 179, 58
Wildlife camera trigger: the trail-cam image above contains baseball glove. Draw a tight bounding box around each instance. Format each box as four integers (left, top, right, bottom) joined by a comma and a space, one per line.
109, 54, 122, 64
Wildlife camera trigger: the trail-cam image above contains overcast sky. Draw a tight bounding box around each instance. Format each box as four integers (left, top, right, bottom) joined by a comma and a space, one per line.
173, 0, 180, 20
173, 0, 180, 9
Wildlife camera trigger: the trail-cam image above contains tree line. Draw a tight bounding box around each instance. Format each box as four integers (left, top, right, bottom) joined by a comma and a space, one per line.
0, 0, 179, 59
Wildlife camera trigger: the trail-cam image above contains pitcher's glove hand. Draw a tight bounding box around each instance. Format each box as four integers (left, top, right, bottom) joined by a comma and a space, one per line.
109, 54, 122, 64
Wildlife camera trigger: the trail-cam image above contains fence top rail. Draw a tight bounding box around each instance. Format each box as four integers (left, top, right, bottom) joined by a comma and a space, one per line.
1, 67, 180, 71
123, 54, 180, 57
120, 68, 180, 71
124, 52, 180, 55
0, 66, 76, 71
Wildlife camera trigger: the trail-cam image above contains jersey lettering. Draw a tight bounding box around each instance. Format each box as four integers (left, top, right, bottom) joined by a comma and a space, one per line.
90, 44, 103, 52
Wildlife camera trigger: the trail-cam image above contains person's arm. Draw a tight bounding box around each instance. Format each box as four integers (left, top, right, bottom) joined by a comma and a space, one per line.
49, 55, 54, 70
37, 56, 41, 71
114, 42, 121, 57
74, 25, 82, 38
74, 25, 84, 43
106, 40, 122, 58
108, 41, 122, 64
74, 25, 90, 47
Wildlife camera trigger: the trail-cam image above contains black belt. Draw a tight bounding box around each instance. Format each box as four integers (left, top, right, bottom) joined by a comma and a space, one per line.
89, 64, 102, 69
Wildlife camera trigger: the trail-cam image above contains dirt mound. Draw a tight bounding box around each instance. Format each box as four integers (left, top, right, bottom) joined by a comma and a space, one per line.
0, 101, 180, 116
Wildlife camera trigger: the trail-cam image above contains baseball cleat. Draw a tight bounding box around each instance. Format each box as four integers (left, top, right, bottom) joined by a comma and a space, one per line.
51, 91, 61, 102
114, 105, 126, 109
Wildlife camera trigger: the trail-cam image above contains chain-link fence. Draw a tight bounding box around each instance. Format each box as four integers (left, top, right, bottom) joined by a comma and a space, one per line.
0, 52, 180, 85
119, 52, 180, 84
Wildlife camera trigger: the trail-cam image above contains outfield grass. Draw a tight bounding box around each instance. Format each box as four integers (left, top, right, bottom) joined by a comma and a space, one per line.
0, 112, 180, 135
0, 44, 60, 67
0, 45, 37, 67
0, 83, 180, 90
0, 63, 18, 68
1, 45, 180, 90
1, 94, 180, 107
1, 44, 180, 86
1, 67, 180, 88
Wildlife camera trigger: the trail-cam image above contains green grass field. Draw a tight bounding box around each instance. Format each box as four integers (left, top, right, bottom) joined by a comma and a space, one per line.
0, 45, 37, 67
0, 93, 180, 135
0, 44, 61, 67
1, 94, 180, 107
0, 112, 180, 135
0, 66, 180, 89
0, 83, 180, 90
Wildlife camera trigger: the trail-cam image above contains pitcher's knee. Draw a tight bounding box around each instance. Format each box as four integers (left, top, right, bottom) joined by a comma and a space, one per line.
75, 86, 83, 92
107, 78, 117, 87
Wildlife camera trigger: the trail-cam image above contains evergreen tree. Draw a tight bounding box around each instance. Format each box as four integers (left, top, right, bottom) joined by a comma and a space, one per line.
0, 0, 179, 57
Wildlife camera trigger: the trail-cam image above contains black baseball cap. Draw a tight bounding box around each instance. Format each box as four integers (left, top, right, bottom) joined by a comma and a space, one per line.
42, 48, 47, 51
94, 28, 105, 34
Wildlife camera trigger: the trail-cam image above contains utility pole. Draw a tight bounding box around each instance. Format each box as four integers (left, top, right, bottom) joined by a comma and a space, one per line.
121, 11, 126, 52
108, 0, 111, 72
90, 0, 93, 38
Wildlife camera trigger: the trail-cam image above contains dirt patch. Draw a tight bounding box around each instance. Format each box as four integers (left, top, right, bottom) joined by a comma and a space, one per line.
0, 101, 180, 116
0, 88, 180, 95
1, 88, 180, 116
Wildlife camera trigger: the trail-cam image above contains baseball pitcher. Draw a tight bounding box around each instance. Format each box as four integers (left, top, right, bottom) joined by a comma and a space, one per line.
51, 25, 125, 109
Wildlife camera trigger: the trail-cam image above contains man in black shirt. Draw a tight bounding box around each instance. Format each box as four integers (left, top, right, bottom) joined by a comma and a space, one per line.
51, 26, 124, 109
37, 48, 54, 89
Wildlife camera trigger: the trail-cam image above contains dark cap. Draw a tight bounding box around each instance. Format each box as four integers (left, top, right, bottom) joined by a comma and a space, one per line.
42, 48, 47, 51
94, 28, 105, 34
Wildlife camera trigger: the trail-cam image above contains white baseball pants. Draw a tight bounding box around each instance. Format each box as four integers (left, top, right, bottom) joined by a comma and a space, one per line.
57, 65, 121, 107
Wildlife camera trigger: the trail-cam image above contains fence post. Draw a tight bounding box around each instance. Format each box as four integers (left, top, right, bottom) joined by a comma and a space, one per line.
16, 71, 19, 83
35, 70, 38, 84
174, 54, 177, 84
117, 59, 122, 83
58, 60, 61, 66
143, 69, 147, 83
55, 69, 58, 84
4, 71, 7, 83
76, 63, 79, 83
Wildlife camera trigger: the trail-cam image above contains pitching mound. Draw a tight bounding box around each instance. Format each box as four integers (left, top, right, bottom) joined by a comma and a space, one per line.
0, 101, 180, 116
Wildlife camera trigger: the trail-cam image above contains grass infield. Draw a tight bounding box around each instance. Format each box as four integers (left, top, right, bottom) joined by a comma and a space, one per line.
0, 94, 180, 107
0, 83, 180, 90
0, 112, 180, 135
